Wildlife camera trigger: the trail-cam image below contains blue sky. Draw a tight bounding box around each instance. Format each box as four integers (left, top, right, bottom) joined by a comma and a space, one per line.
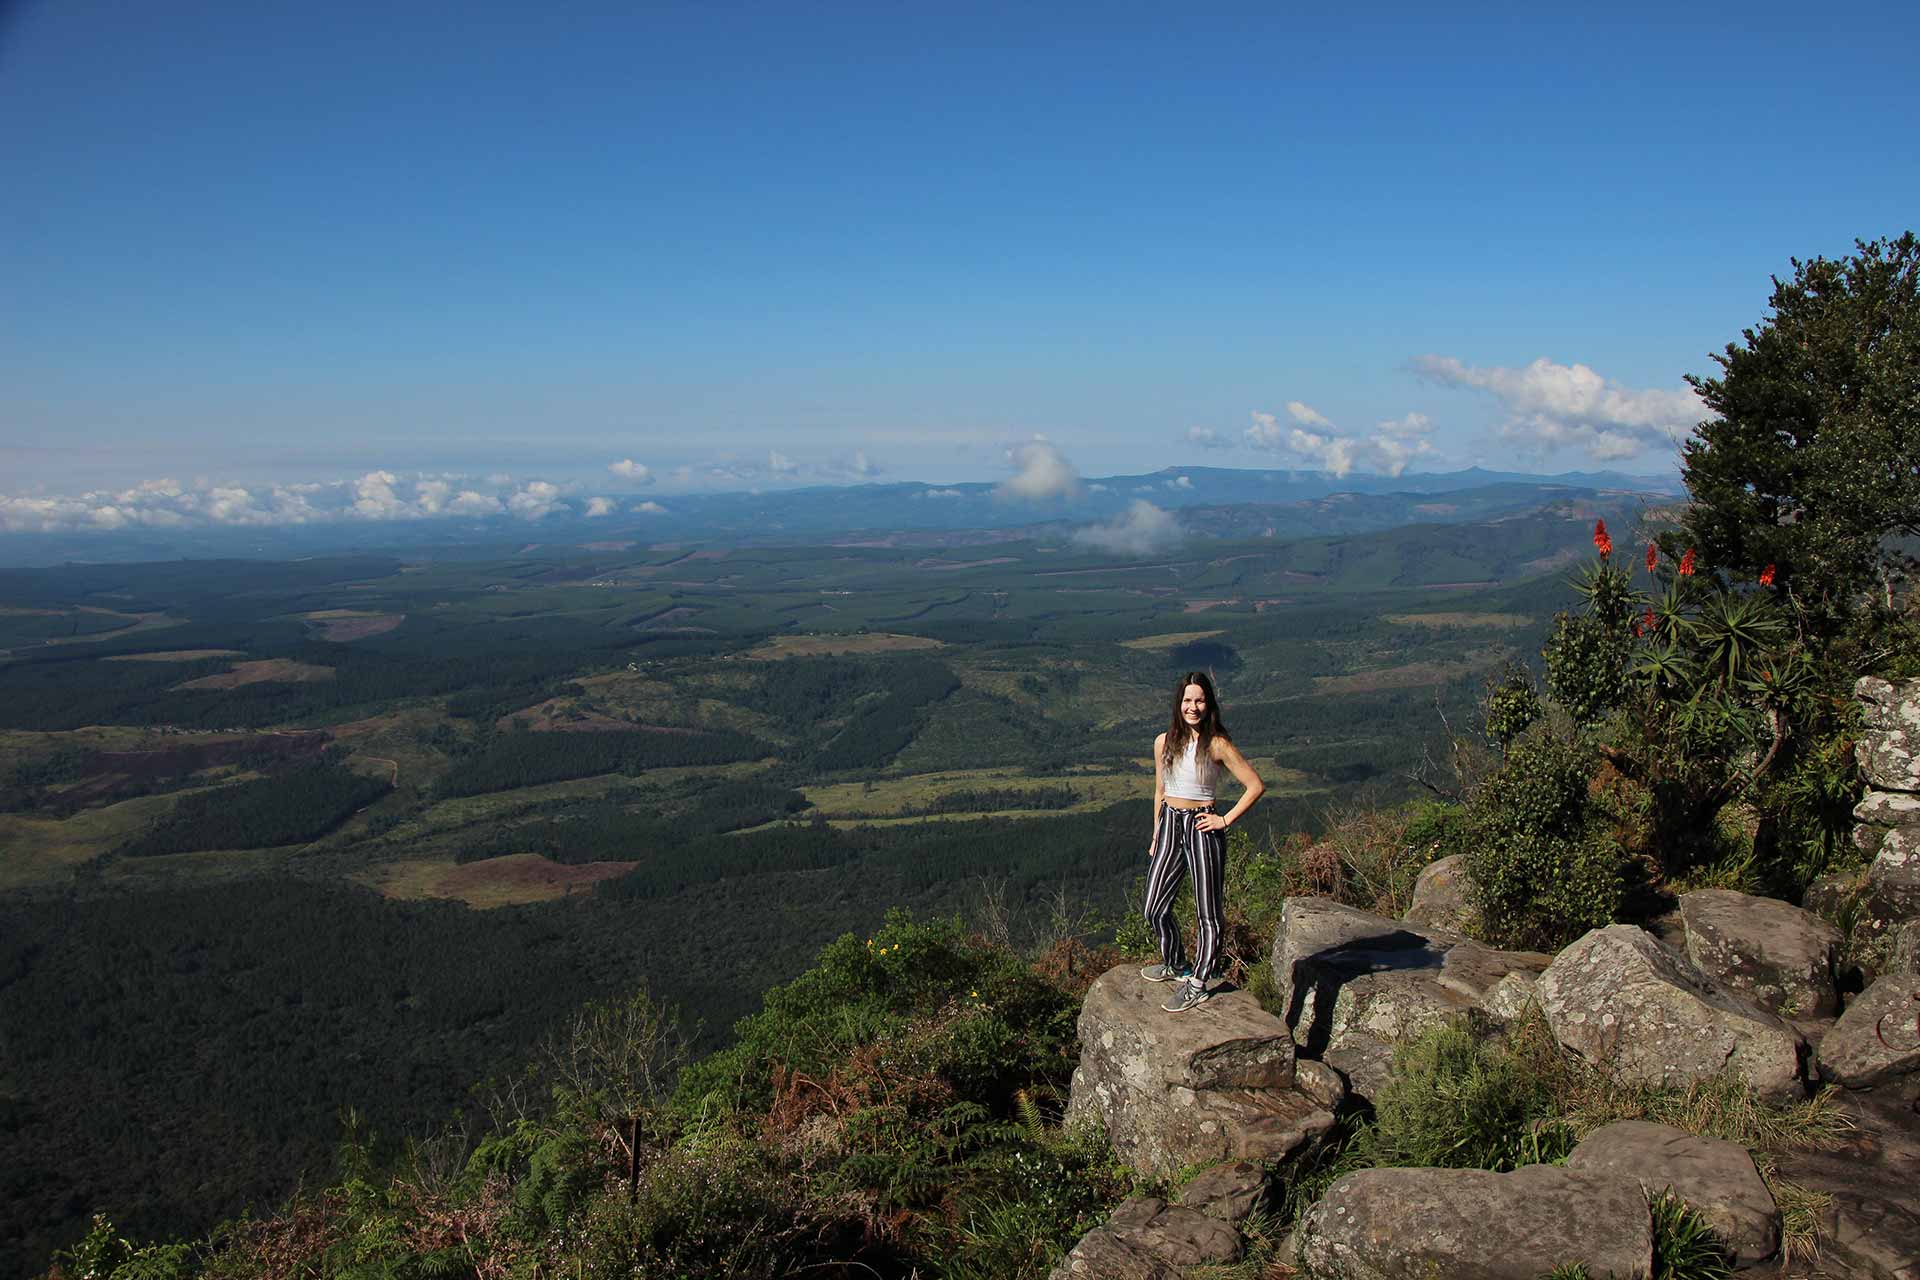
3, 0, 1916, 531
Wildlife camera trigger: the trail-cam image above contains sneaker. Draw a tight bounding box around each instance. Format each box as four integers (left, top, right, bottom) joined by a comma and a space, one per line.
1140, 963, 1191, 983
1162, 978, 1211, 1013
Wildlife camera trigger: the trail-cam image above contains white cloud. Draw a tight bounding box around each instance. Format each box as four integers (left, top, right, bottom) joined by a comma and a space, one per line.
447, 490, 503, 516
0, 471, 577, 532
608, 458, 653, 483
507, 480, 565, 520
1410, 354, 1703, 462
767, 450, 800, 476
201, 486, 274, 525
351, 470, 415, 520
414, 480, 451, 514
1370, 413, 1436, 476
1166, 475, 1194, 491
584, 496, 616, 518
1244, 406, 1436, 477
1071, 500, 1183, 556
998, 438, 1081, 500
485, 473, 514, 487
1185, 426, 1230, 450
1087, 482, 1109, 492
633, 500, 667, 514
918, 487, 963, 499
1287, 401, 1335, 429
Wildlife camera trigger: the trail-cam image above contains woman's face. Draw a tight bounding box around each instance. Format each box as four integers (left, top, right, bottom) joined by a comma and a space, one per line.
1180, 683, 1208, 727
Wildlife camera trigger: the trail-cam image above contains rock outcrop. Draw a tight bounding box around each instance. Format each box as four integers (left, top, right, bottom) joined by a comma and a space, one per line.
1815, 974, 1920, 1088
1857, 677, 1920, 793
1271, 897, 1550, 1099
1403, 853, 1477, 934
1678, 888, 1843, 1018
1066, 965, 1340, 1177
1173, 1159, 1269, 1224
1853, 677, 1920, 923
1047, 1196, 1242, 1280
1292, 1164, 1653, 1280
1536, 925, 1805, 1097
1566, 1120, 1780, 1268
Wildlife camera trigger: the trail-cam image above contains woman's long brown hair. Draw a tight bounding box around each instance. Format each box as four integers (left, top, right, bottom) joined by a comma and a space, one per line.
1161, 670, 1230, 767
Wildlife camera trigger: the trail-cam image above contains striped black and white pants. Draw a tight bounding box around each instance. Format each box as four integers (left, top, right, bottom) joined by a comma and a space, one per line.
1143, 804, 1226, 984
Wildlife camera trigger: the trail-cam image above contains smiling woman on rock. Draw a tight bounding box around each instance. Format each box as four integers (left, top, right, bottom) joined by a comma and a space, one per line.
1140, 670, 1265, 1013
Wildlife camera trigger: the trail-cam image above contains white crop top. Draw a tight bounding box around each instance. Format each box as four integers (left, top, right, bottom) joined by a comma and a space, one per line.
1163, 736, 1216, 802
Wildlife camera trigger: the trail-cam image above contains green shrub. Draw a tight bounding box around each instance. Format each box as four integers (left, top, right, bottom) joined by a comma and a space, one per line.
1649, 1189, 1734, 1280
1462, 734, 1624, 950
567, 1137, 835, 1279
1363, 1019, 1574, 1172
671, 911, 1078, 1121
52, 1217, 195, 1280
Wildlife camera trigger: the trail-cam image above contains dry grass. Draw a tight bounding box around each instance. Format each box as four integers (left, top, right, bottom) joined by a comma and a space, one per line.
174, 659, 335, 690
306, 613, 405, 640
1383, 612, 1532, 629
802, 767, 1132, 817
0, 793, 181, 889
38, 611, 185, 647
492, 696, 642, 733
360, 853, 632, 907
914, 556, 1020, 571
1500, 1013, 1853, 1266
743, 632, 945, 659
103, 648, 246, 662
1120, 630, 1225, 651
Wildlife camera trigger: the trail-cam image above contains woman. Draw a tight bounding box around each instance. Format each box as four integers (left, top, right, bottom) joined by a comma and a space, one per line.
1141, 670, 1264, 1012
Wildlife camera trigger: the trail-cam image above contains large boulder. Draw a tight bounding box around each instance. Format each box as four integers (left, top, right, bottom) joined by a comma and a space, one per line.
1566, 1120, 1780, 1267
1271, 897, 1549, 1099
1815, 974, 1920, 1088
1066, 965, 1339, 1177
1292, 1164, 1653, 1280
1048, 1196, 1242, 1280
1857, 676, 1920, 792
1403, 854, 1478, 934
1537, 925, 1805, 1098
1869, 839, 1920, 921
1678, 888, 1842, 1018
1854, 789, 1920, 859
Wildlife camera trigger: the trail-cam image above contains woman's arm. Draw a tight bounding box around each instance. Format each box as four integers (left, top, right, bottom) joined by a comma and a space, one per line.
1196, 737, 1264, 833
1148, 732, 1167, 856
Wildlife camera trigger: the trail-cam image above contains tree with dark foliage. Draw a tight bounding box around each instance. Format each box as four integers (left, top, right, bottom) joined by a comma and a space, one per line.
1681, 232, 1920, 633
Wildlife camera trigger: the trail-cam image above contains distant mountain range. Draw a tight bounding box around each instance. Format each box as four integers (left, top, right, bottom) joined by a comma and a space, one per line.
0, 466, 1684, 567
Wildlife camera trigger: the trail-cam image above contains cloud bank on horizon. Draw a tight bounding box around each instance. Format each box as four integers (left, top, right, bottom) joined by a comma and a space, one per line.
0, 354, 1703, 535
0, 472, 667, 534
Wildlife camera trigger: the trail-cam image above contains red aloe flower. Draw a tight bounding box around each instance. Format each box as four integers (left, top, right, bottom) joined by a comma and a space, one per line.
1593, 519, 1612, 558
1679, 548, 1696, 577
1759, 563, 1776, 586
1631, 617, 1645, 638
1645, 543, 1657, 573
1641, 606, 1655, 634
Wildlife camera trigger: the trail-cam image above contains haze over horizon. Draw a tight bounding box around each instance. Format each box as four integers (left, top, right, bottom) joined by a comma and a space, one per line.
5, 1, 1915, 534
